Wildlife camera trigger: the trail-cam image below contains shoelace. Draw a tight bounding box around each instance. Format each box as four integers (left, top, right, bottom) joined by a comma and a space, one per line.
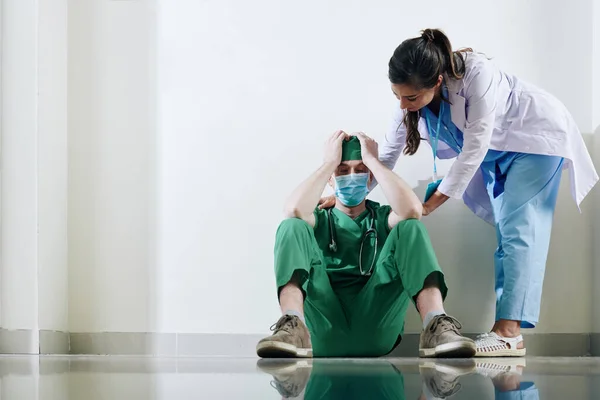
270, 379, 302, 398
269, 315, 299, 335
430, 378, 462, 398
429, 315, 462, 334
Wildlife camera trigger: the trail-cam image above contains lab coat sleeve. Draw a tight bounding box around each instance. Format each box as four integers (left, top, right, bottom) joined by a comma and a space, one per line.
369, 106, 406, 191
379, 106, 406, 171
437, 61, 497, 199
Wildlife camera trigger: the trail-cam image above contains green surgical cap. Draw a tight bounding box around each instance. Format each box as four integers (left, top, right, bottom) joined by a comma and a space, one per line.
341, 136, 362, 161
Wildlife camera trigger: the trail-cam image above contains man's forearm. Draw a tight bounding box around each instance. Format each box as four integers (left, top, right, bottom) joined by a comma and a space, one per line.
366, 159, 422, 218
284, 161, 337, 218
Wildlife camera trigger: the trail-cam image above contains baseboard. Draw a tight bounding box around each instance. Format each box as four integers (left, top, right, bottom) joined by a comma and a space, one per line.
591, 333, 600, 356
0, 330, 591, 356
39, 330, 70, 354
69, 332, 264, 357
67, 332, 593, 357
0, 329, 37, 354
70, 332, 177, 356
0, 329, 70, 355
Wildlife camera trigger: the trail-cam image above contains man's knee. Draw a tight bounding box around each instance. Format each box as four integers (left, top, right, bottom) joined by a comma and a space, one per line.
389, 218, 429, 237
276, 217, 314, 242
278, 217, 312, 231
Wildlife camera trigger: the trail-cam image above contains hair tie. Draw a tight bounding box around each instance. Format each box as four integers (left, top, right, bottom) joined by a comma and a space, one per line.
421, 29, 435, 43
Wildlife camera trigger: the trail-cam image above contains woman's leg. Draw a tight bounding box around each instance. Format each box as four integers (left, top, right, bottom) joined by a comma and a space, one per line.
478, 153, 563, 355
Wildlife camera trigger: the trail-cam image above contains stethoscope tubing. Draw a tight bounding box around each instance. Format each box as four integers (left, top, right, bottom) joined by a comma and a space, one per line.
327, 204, 378, 276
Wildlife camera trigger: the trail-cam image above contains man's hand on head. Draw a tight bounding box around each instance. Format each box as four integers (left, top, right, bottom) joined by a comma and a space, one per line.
324, 130, 347, 167
355, 132, 379, 168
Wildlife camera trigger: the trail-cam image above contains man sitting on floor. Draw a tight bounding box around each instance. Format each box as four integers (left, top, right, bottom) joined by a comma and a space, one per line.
256, 131, 475, 358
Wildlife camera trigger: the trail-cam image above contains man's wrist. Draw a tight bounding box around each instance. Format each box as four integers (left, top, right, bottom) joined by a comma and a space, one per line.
322, 160, 338, 173
364, 157, 383, 171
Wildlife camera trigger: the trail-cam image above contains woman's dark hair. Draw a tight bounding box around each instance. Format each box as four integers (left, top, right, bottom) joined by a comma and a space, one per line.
388, 28, 471, 155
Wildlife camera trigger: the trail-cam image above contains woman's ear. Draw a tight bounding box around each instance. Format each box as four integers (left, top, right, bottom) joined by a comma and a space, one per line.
436, 74, 443, 88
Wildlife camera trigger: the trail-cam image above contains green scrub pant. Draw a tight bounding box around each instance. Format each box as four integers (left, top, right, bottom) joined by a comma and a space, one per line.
305, 361, 405, 399
274, 218, 447, 357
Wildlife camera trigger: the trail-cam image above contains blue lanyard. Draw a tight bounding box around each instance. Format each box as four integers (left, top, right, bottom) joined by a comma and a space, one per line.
424, 101, 445, 182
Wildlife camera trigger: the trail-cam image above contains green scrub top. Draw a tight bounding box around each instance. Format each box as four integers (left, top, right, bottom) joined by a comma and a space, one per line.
312, 200, 392, 298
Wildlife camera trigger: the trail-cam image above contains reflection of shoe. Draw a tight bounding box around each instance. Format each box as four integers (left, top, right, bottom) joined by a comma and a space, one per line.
475, 359, 528, 393
256, 359, 312, 399
419, 359, 475, 399
256, 315, 312, 358
475, 332, 526, 357
419, 315, 476, 358
475, 358, 526, 379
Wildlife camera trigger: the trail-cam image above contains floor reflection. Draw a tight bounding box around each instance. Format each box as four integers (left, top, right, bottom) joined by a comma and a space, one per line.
256, 358, 536, 399
0, 355, 595, 399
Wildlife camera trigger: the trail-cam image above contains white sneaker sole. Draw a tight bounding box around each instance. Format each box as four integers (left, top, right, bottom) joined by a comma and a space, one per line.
419, 341, 476, 358
256, 341, 313, 358
475, 348, 526, 357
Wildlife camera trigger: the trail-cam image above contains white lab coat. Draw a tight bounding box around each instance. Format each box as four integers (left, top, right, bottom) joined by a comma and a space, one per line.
379, 52, 598, 225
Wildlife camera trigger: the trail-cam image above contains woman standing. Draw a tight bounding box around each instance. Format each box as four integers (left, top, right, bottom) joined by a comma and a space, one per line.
378, 29, 597, 356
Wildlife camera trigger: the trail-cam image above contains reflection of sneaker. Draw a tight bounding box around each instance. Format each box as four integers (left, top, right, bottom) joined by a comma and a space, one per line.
419, 359, 476, 399
475, 358, 526, 379
419, 315, 476, 358
475, 359, 528, 393
256, 315, 312, 358
257, 359, 312, 399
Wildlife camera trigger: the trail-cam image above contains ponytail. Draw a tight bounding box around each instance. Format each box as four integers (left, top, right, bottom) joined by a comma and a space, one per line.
421, 28, 468, 80
389, 28, 471, 155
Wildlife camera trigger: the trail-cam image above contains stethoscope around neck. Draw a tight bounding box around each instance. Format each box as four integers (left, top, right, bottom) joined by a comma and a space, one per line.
327, 204, 378, 276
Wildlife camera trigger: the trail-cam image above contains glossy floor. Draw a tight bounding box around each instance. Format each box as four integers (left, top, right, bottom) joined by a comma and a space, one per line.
1, 356, 599, 399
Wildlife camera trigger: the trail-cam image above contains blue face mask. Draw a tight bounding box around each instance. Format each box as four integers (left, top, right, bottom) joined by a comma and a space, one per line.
334, 173, 369, 207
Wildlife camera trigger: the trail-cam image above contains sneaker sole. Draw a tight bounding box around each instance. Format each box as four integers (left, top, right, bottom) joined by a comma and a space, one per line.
419, 341, 476, 358
256, 341, 313, 358
256, 359, 312, 374
419, 359, 476, 375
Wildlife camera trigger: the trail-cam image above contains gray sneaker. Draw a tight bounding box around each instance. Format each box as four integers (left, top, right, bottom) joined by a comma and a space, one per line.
419, 359, 476, 398
419, 315, 476, 358
256, 359, 312, 399
256, 315, 313, 358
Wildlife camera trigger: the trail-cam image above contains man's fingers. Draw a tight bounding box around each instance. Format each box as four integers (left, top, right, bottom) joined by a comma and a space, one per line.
356, 132, 373, 144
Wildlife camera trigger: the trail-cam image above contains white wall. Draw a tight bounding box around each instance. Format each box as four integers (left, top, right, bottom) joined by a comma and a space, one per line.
62, 0, 598, 339
594, 0, 600, 335
1, 0, 69, 340
37, 0, 69, 332
594, 0, 600, 130
67, 0, 157, 332
594, 128, 600, 334
154, 0, 596, 335
1, 0, 39, 335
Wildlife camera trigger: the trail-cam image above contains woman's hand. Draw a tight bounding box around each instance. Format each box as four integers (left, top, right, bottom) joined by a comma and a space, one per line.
318, 195, 336, 210
422, 203, 432, 216
422, 190, 449, 216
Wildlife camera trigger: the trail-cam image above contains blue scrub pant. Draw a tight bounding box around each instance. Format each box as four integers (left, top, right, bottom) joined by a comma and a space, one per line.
481, 153, 564, 328
495, 382, 539, 400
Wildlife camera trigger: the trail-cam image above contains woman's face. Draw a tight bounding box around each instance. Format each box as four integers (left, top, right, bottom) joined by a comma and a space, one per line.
391, 75, 443, 112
